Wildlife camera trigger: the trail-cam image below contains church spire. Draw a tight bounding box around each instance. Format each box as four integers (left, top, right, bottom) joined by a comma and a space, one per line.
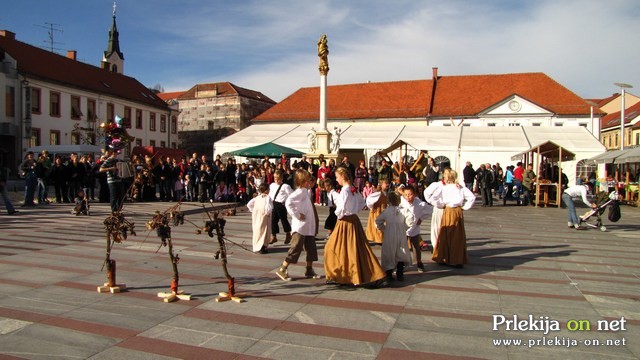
103, 1, 124, 73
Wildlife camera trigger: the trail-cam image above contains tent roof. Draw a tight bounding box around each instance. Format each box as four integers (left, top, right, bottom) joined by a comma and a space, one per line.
588, 148, 628, 164
616, 147, 640, 164
511, 141, 575, 161
228, 142, 304, 157
216, 124, 605, 158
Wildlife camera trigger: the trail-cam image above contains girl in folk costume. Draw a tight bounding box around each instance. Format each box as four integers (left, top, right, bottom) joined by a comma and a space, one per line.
431, 170, 476, 268
323, 178, 338, 239
423, 169, 447, 251
324, 167, 387, 287
275, 169, 321, 281
365, 179, 389, 244
375, 191, 413, 282
246, 183, 273, 254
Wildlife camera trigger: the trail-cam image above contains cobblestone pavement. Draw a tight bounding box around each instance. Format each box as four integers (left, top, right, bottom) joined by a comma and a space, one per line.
0, 193, 639, 359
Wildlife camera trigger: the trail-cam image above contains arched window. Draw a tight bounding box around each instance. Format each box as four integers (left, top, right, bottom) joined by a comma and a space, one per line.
575, 159, 596, 183
433, 155, 451, 170
369, 154, 384, 169
111, 64, 118, 73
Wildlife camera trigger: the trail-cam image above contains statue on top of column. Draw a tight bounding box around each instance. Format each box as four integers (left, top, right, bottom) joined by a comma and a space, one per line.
318, 34, 329, 75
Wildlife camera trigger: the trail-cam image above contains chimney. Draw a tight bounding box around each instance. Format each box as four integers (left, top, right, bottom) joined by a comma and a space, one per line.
66, 50, 77, 60
432, 67, 439, 80
0, 30, 16, 40
101, 60, 110, 70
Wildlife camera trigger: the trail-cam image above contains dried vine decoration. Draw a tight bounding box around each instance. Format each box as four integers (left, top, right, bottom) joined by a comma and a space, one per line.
196, 208, 245, 303
146, 204, 191, 302
99, 211, 135, 293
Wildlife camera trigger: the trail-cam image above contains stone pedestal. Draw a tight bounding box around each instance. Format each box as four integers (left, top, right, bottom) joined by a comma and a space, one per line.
306, 130, 337, 161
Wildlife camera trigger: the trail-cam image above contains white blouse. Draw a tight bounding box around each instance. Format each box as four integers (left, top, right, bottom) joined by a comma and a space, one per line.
433, 184, 476, 210
285, 188, 316, 236
335, 184, 365, 219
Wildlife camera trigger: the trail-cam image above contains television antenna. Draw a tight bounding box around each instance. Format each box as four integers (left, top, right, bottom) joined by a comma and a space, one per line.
35, 22, 64, 53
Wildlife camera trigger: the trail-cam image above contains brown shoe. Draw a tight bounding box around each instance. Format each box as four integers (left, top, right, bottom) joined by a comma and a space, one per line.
284, 232, 292, 245
269, 235, 278, 244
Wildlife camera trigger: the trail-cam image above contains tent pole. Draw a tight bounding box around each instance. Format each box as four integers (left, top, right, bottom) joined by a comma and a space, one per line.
535, 149, 540, 208
558, 147, 563, 208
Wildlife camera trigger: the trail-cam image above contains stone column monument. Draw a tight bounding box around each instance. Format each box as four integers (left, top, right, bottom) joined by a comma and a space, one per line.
307, 34, 339, 160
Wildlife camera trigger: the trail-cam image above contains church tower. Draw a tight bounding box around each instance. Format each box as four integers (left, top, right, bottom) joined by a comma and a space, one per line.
102, 2, 124, 74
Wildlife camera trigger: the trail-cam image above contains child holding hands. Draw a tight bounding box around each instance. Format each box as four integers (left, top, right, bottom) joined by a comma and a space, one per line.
375, 191, 413, 281
275, 169, 321, 281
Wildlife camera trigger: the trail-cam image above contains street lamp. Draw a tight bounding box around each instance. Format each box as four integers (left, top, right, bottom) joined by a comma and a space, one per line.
614, 82, 633, 150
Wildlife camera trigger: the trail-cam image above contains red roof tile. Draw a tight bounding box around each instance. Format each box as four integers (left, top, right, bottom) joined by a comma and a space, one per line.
255, 72, 597, 122
178, 82, 275, 104
157, 91, 185, 101
0, 31, 169, 111
255, 80, 433, 121
600, 101, 640, 130
587, 93, 619, 108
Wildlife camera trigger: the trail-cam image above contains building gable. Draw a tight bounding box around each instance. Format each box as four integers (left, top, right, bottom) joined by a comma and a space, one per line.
482, 95, 553, 116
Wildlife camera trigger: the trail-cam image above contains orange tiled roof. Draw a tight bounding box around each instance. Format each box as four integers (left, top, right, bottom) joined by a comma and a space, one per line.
157, 91, 185, 101
600, 101, 640, 130
587, 93, 619, 108
255, 72, 597, 122
255, 80, 433, 121
178, 82, 275, 104
0, 31, 169, 111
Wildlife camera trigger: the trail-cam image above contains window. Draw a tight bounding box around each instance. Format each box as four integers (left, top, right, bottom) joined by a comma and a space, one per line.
49, 130, 60, 145
171, 115, 177, 134
31, 88, 41, 114
71, 132, 80, 145
71, 95, 82, 119
135, 139, 142, 147
135, 109, 143, 129
87, 99, 97, 122
5, 86, 15, 117
160, 115, 167, 133
443, 123, 451, 127
575, 159, 596, 183
554, 123, 563, 127
149, 112, 156, 131
636, 133, 639, 146
87, 132, 96, 145
160, 141, 166, 148
579, 123, 588, 127
30, 128, 41, 147
433, 156, 451, 170
532, 123, 541, 127
508, 123, 520, 127
462, 123, 471, 127
107, 103, 114, 122
124, 107, 132, 128
368, 154, 384, 169
171, 142, 177, 149
614, 134, 618, 147
150, 140, 156, 147
50, 91, 61, 117
487, 123, 496, 127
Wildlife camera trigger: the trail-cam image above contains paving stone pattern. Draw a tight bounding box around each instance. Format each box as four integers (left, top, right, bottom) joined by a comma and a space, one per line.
0, 197, 638, 359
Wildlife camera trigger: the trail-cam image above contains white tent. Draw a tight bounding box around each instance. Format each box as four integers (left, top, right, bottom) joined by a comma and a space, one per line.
214, 123, 605, 183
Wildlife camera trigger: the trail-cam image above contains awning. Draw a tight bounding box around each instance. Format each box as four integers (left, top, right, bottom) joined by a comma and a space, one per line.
228, 142, 305, 158
615, 147, 640, 164
587, 148, 627, 164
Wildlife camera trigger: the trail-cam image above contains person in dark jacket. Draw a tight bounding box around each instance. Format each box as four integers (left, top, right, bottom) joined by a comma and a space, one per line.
463, 161, 475, 191
49, 156, 70, 203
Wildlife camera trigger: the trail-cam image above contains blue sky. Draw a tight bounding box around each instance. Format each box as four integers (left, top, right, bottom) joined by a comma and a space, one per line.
2, 0, 639, 102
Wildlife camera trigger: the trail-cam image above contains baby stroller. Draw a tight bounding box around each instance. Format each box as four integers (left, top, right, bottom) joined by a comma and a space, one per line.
579, 191, 619, 231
